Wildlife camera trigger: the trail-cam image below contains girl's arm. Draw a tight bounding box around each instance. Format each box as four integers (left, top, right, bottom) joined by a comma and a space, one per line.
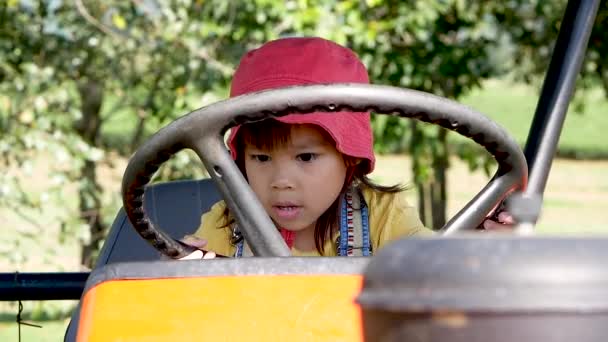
365, 189, 434, 252
178, 201, 235, 259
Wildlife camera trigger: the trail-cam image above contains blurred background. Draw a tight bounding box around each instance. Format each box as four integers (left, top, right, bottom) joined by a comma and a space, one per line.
1, 0, 607, 340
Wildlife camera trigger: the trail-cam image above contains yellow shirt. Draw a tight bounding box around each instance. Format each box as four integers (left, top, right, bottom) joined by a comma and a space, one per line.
191, 187, 433, 256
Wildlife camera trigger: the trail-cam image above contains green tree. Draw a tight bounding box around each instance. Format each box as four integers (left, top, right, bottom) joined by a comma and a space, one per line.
0, 0, 292, 267
304, 1, 505, 228
321, 0, 602, 228
493, 0, 606, 111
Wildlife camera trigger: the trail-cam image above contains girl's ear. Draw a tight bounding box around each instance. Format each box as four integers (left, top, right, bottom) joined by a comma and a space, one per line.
344, 157, 362, 168
343, 158, 363, 188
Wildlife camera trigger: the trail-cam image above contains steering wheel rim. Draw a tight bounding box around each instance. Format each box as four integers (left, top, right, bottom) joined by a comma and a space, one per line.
122, 83, 527, 259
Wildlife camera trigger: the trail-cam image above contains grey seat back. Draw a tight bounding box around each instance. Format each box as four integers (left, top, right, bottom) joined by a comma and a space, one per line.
97, 178, 222, 264
65, 178, 222, 341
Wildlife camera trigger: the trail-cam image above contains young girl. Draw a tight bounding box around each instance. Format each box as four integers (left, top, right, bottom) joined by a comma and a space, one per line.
181, 37, 513, 259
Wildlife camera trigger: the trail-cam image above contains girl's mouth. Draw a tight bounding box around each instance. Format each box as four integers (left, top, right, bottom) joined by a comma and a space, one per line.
272, 205, 302, 220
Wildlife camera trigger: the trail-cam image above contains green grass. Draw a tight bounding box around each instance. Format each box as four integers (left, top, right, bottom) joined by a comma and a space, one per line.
0, 300, 78, 342
0, 301, 75, 342
460, 79, 608, 159
0, 319, 70, 342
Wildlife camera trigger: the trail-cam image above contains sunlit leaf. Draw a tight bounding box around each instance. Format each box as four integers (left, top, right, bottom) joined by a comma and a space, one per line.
112, 13, 127, 30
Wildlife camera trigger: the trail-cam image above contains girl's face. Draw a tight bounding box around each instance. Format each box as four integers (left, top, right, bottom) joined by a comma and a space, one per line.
243, 124, 347, 233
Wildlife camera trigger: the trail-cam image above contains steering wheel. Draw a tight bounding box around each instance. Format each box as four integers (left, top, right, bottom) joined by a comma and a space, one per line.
121, 84, 528, 259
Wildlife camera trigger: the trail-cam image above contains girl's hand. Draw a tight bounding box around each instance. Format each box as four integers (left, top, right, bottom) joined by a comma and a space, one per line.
482, 211, 515, 232
178, 235, 217, 260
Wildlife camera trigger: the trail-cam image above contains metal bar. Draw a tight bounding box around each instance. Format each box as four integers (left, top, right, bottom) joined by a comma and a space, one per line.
523, 0, 600, 197
0, 272, 89, 301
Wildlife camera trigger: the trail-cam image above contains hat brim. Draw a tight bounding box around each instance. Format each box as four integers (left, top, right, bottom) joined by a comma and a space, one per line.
227, 111, 375, 174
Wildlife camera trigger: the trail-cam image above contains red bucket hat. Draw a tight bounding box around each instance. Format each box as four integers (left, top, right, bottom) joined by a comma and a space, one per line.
227, 37, 376, 173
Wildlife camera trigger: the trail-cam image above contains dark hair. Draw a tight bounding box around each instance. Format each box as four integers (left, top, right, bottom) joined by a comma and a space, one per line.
221, 119, 407, 255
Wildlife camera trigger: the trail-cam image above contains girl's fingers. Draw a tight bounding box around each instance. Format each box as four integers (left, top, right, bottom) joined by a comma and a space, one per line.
178, 249, 217, 260
177, 235, 212, 260
481, 211, 516, 231
178, 250, 205, 260
483, 219, 501, 230
202, 251, 216, 259
497, 211, 515, 224
181, 235, 208, 248
482, 219, 513, 232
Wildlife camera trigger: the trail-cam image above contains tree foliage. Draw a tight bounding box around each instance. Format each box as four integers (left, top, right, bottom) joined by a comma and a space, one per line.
492, 0, 606, 113
313, 0, 506, 227
1, 0, 281, 267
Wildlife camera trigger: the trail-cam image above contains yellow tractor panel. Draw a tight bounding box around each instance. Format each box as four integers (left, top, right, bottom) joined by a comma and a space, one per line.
77, 274, 364, 341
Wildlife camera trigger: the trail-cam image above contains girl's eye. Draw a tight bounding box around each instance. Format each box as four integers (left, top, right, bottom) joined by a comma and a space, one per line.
297, 153, 317, 162
251, 154, 270, 162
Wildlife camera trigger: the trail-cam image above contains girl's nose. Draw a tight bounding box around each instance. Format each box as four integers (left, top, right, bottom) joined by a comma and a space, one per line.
270, 167, 295, 190
271, 179, 294, 190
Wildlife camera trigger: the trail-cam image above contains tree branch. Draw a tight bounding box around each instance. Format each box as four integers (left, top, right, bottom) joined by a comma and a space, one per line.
196, 47, 234, 75
8, 205, 45, 230
74, 0, 129, 41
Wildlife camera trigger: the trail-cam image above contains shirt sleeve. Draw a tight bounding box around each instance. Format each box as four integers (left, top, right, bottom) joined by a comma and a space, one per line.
187, 201, 235, 257
364, 187, 435, 252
